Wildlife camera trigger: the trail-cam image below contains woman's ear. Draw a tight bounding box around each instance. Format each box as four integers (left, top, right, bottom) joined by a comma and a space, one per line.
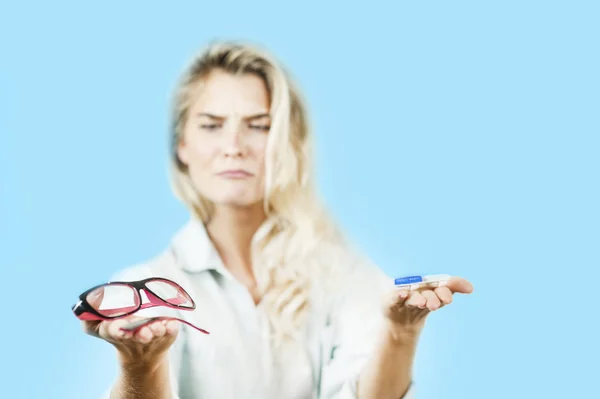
177, 138, 189, 166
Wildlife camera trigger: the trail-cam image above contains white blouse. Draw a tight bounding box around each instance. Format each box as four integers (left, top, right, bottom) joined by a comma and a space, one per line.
101, 219, 415, 399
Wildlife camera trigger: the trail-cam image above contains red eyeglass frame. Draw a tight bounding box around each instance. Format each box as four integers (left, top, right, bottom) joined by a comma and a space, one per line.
72, 277, 209, 334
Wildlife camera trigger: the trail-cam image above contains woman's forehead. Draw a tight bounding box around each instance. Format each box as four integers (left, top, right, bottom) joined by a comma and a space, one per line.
190, 71, 270, 116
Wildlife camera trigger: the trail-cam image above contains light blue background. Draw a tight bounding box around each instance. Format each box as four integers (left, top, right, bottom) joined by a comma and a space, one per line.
1, 1, 598, 398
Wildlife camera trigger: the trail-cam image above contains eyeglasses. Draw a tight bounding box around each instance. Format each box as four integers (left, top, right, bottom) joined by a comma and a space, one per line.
72, 277, 209, 334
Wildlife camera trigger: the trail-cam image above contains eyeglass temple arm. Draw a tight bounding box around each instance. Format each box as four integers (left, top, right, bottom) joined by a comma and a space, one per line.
119, 316, 210, 335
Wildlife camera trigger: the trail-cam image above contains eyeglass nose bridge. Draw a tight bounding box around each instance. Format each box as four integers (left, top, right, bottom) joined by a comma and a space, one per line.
133, 286, 166, 310
123, 280, 160, 304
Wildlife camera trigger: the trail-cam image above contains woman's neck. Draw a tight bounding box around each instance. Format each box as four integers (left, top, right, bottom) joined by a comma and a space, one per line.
205, 202, 266, 276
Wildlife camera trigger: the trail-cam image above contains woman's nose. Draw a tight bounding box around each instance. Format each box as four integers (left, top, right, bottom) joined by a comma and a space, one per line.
222, 122, 247, 157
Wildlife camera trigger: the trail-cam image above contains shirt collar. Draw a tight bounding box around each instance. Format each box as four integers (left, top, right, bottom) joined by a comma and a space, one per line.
170, 216, 276, 274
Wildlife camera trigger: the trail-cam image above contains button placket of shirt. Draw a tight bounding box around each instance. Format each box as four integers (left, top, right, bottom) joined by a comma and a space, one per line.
200, 232, 271, 396
216, 267, 272, 395
178, 270, 246, 397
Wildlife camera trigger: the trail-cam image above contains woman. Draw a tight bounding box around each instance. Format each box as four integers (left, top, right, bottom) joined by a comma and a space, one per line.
83, 40, 474, 399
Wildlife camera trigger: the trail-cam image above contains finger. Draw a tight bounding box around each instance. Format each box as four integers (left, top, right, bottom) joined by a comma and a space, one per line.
149, 320, 166, 338
135, 326, 154, 344
434, 286, 453, 305
405, 291, 427, 308
105, 319, 131, 340
81, 320, 100, 336
385, 289, 409, 315
444, 277, 474, 294
387, 289, 409, 306
165, 320, 179, 336
420, 290, 441, 310
397, 289, 410, 303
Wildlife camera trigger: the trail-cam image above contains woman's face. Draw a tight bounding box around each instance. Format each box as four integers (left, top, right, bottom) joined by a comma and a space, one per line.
178, 70, 271, 208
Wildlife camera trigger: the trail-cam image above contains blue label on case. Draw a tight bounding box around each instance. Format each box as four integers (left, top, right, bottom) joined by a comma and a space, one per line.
394, 276, 423, 285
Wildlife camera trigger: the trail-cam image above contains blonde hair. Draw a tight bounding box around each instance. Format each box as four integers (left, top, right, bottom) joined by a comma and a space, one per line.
169, 40, 345, 345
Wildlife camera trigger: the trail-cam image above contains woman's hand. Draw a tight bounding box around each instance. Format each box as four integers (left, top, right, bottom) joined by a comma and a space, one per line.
82, 317, 179, 369
79, 294, 179, 399
383, 276, 474, 336
357, 277, 473, 398
81, 282, 180, 368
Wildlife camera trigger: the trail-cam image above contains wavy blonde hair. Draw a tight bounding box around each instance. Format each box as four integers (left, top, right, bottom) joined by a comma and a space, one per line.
169, 40, 346, 345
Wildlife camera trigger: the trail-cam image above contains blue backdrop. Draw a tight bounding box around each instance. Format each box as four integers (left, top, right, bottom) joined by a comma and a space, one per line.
1, 1, 598, 398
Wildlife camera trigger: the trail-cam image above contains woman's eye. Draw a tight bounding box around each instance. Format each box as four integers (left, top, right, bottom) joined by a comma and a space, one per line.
199, 124, 221, 131
249, 125, 270, 131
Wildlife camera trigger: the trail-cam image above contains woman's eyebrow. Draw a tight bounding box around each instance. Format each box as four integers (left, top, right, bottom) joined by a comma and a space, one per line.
195, 112, 225, 120
245, 113, 271, 121
195, 112, 270, 120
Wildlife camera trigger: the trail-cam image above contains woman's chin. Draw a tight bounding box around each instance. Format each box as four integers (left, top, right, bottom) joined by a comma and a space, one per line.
214, 195, 263, 208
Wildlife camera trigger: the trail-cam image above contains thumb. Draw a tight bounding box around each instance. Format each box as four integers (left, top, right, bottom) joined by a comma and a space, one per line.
81, 319, 104, 338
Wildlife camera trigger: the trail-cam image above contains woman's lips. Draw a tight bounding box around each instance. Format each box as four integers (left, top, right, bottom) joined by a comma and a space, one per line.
217, 169, 253, 179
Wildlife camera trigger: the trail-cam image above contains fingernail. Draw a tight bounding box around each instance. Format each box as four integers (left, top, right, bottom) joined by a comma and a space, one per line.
399, 291, 408, 299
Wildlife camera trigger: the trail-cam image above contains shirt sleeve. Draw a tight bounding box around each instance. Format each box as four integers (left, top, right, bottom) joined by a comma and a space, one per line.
318, 257, 416, 399
97, 264, 185, 399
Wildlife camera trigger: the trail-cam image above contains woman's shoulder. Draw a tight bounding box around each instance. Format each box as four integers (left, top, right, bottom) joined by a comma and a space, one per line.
312, 240, 394, 308
109, 247, 181, 283
340, 250, 393, 296
108, 220, 203, 283
320, 238, 392, 283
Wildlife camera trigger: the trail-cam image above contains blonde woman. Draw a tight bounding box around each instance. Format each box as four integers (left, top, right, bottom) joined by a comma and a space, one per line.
83, 41, 474, 399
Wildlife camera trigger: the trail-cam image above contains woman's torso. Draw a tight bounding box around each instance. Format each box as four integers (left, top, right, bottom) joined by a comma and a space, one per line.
113, 220, 344, 399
